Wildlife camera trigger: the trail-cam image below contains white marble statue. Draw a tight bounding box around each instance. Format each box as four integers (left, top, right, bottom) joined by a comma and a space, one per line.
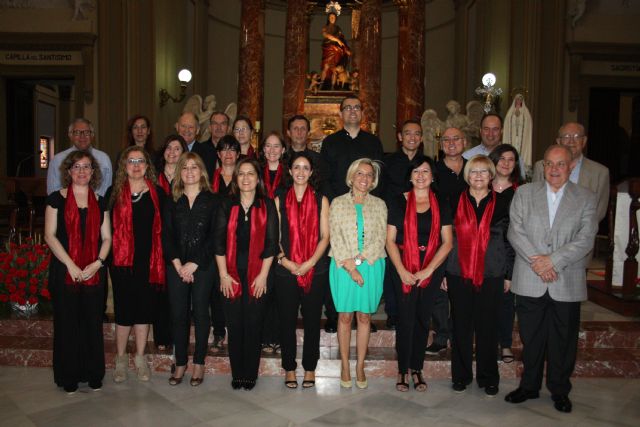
183, 94, 237, 142
503, 93, 533, 177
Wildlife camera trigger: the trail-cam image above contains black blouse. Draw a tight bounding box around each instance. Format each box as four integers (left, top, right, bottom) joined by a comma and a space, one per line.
387, 193, 452, 247
162, 191, 218, 270
214, 196, 279, 272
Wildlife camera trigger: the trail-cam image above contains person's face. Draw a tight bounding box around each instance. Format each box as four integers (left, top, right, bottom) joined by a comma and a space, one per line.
69, 122, 93, 151
556, 123, 586, 158
233, 120, 252, 145
543, 147, 573, 191
352, 163, 374, 194
398, 123, 422, 153
495, 150, 516, 179
209, 114, 229, 141
176, 114, 198, 144
263, 135, 284, 164
180, 159, 202, 186
329, 13, 336, 24
340, 99, 363, 127
237, 163, 259, 193
411, 161, 433, 191
125, 150, 148, 180
467, 162, 492, 191
290, 156, 313, 186
68, 156, 93, 186
480, 116, 502, 150
218, 147, 239, 167
164, 140, 184, 165
131, 118, 150, 146
287, 119, 310, 150
440, 128, 466, 157
446, 102, 458, 114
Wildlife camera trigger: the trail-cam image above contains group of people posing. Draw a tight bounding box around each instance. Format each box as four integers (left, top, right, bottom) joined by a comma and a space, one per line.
44, 95, 606, 415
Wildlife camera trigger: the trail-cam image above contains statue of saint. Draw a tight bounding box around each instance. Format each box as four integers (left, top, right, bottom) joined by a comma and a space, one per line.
503, 93, 532, 176
320, 9, 351, 89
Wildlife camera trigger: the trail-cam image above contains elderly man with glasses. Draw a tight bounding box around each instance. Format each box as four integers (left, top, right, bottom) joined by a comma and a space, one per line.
47, 117, 113, 196
532, 122, 610, 222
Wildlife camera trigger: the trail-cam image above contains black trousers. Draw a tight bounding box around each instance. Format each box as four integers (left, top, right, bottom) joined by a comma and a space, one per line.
516, 292, 580, 395
167, 265, 214, 366
224, 270, 267, 381
52, 276, 105, 389
392, 269, 439, 374
499, 290, 515, 348
323, 277, 337, 322
429, 287, 451, 346
448, 275, 502, 387
210, 279, 226, 338
153, 288, 173, 346
261, 268, 280, 345
275, 271, 326, 372
383, 258, 398, 318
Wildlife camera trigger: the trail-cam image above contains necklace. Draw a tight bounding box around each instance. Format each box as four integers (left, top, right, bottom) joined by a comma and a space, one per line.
131, 191, 144, 203
240, 200, 252, 221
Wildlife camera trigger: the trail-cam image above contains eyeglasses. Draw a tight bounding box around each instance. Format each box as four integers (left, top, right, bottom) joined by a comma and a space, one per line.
233, 127, 250, 133
543, 160, 569, 169
341, 105, 362, 112
127, 158, 147, 165
71, 163, 92, 172
557, 134, 584, 143
71, 130, 93, 137
441, 136, 464, 143
469, 169, 490, 176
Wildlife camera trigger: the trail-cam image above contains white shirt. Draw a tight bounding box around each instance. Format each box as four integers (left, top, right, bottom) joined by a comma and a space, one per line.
463, 143, 527, 180
46, 146, 113, 196
570, 154, 583, 184
546, 181, 567, 227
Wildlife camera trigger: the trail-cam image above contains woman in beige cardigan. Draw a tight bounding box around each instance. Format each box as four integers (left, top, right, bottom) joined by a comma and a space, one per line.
329, 158, 387, 389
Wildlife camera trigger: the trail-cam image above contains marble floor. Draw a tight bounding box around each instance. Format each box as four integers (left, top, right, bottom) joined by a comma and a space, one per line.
0, 366, 638, 427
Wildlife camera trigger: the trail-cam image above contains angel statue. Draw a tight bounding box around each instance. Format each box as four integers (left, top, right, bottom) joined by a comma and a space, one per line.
420, 109, 444, 159
503, 93, 532, 176
421, 100, 484, 157
183, 95, 238, 142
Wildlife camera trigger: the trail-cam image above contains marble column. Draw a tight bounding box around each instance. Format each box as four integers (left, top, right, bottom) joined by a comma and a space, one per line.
282, 0, 310, 133
395, 0, 425, 126
357, 0, 382, 132
237, 0, 265, 127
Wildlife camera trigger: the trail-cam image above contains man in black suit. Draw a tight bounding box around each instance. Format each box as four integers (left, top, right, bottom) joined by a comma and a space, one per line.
175, 112, 217, 182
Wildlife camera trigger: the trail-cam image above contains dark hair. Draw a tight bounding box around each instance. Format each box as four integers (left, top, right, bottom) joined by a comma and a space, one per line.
125, 114, 154, 152
326, 11, 337, 24
400, 119, 422, 131
229, 157, 266, 198
406, 155, 437, 192
340, 95, 361, 111
210, 111, 230, 125
60, 150, 102, 190
155, 134, 188, 173
287, 114, 310, 131
259, 131, 286, 164
488, 144, 522, 185
216, 134, 241, 153
480, 113, 503, 128
232, 115, 253, 132
284, 151, 319, 189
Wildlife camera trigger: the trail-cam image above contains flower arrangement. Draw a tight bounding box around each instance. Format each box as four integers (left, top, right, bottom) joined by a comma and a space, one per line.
0, 236, 52, 316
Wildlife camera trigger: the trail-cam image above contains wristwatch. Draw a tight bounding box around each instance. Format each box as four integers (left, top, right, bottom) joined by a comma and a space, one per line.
97, 257, 105, 267
277, 253, 285, 265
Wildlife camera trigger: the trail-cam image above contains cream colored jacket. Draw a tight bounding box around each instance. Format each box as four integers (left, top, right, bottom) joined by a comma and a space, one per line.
328, 192, 387, 265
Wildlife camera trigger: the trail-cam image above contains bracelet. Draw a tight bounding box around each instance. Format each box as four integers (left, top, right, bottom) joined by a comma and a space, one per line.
97, 257, 105, 267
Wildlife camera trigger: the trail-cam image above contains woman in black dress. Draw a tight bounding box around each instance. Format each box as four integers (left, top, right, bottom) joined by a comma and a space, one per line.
215, 158, 278, 390
163, 152, 218, 386
44, 151, 112, 394
211, 135, 240, 196
109, 146, 165, 383
386, 156, 453, 392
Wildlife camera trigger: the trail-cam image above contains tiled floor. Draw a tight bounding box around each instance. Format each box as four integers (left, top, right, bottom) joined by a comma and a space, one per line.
0, 366, 638, 427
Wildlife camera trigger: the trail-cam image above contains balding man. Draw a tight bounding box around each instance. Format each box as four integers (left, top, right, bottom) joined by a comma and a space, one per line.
533, 122, 609, 222
176, 112, 217, 182
505, 144, 598, 413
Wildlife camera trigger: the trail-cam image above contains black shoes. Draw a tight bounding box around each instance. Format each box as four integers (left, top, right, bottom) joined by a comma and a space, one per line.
425, 342, 447, 355
370, 323, 378, 333
552, 394, 572, 413
88, 380, 102, 391
324, 319, 337, 333
484, 385, 499, 397
452, 382, 467, 393
504, 387, 540, 403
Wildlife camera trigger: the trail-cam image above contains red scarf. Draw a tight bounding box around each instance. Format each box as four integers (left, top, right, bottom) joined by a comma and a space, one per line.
286, 186, 318, 293
225, 199, 267, 300
112, 180, 165, 288
241, 145, 256, 159
454, 191, 496, 288
158, 172, 171, 195
64, 185, 100, 285
264, 164, 283, 199
400, 190, 440, 294
211, 168, 223, 193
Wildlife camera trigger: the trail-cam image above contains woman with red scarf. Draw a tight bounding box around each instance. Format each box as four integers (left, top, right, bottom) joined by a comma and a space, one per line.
260, 131, 286, 355
162, 152, 219, 387
211, 135, 240, 196
214, 158, 278, 390
108, 146, 165, 384
444, 155, 514, 396
44, 151, 112, 394
274, 152, 330, 389
386, 156, 453, 392
232, 116, 256, 158
156, 134, 187, 196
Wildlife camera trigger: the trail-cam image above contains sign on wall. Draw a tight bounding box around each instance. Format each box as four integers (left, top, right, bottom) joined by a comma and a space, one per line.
0, 50, 82, 66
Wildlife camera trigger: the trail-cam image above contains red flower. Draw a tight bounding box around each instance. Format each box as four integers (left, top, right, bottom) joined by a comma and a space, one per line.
16, 270, 28, 279
28, 296, 38, 305
29, 285, 37, 295
43, 279, 48, 288
18, 289, 26, 297
15, 257, 27, 266
0, 294, 8, 302
9, 293, 19, 302
28, 253, 37, 263
39, 260, 49, 270
40, 288, 50, 299
4, 275, 14, 285
29, 277, 39, 285
18, 281, 27, 290
0, 272, 4, 281
7, 284, 16, 293
17, 297, 26, 305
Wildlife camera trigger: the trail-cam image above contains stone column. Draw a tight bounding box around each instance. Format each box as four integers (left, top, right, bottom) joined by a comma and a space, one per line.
282, 0, 310, 132
357, 0, 382, 131
237, 0, 265, 127
395, 0, 425, 126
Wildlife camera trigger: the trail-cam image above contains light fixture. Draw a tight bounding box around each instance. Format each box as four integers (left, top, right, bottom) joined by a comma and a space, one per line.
159, 68, 192, 107
476, 72, 502, 113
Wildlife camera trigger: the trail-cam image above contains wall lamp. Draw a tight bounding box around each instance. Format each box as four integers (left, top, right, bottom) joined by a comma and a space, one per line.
159, 69, 192, 107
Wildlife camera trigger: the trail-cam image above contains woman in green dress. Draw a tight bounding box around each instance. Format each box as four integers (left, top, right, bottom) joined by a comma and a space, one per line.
329, 158, 387, 389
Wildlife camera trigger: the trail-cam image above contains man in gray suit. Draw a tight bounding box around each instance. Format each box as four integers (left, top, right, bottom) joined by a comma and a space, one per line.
505, 144, 598, 413
532, 122, 609, 222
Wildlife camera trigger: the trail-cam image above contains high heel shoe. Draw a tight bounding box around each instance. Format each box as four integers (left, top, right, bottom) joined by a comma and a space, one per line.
340, 368, 352, 388
355, 363, 367, 389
